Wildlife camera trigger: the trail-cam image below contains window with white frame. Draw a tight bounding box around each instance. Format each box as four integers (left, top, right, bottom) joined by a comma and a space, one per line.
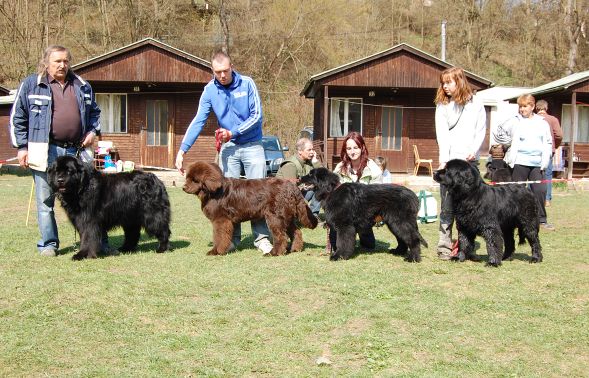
96, 94, 127, 133
561, 104, 589, 143
381, 106, 403, 150
330, 98, 362, 137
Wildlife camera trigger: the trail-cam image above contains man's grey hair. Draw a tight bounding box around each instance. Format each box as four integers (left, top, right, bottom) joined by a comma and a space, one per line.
296, 137, 312, 151
535, 99, 549, 112
37, 45, 72, 75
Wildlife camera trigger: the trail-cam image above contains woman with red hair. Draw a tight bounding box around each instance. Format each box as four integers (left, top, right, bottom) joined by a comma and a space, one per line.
334, 131, 382, 184
434, 67, 486, 261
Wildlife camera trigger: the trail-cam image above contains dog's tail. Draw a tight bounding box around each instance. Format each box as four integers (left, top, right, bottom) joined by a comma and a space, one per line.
418, 232, 428, 248
296, 195, 318, 229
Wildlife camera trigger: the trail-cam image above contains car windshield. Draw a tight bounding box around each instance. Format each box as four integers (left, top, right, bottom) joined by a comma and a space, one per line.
262, 138, 280, 151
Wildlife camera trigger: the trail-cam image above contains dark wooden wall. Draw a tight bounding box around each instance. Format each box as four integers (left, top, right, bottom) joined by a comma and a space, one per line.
0, 105, 14, 163
320, 52, 488, 91
77, 45, 212, 84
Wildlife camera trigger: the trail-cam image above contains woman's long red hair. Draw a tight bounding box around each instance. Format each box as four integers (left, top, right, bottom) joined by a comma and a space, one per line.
339, 131, 369, 178
434, 67, 473, 106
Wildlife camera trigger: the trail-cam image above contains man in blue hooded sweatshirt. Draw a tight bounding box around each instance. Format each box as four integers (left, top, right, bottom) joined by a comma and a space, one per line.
175, 50, 273, 255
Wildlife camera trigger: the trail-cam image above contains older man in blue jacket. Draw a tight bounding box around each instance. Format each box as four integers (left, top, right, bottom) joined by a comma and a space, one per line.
175, 50, 272, 255
10, 45, 101, 257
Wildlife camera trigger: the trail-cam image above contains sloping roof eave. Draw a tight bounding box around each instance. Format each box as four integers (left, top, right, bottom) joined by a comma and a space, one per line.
72, 37, 211, 72
301, 43, 493, 98
504, 70, 589, 101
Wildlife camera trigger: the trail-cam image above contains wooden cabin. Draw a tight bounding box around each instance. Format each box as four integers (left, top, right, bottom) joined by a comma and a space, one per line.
504, 71, 589, 178
1, 39, 220, 168
72, 38, 219, 168
301, 43, 493, 173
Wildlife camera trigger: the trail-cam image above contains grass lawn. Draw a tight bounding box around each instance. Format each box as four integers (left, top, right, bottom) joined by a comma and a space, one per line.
1, 171, 588, 377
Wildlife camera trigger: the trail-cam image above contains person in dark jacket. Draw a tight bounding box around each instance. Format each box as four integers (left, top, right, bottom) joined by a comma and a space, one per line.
276, 137, 322, 216
535, 100, 563, 208
10, 45, 102, 257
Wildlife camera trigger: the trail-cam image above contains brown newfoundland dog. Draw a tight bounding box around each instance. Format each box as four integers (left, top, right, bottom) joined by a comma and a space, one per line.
183, 162, 318, 256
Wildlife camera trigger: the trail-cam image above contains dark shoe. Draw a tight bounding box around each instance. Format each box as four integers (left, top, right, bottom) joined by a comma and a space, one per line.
540, 223, 555, 231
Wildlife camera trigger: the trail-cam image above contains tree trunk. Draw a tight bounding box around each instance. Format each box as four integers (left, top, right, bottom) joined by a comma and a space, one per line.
218, 0, 230, 54
564, 0, 586, 75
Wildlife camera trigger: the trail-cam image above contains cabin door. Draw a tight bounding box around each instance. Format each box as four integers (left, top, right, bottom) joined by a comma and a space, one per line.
141, 98, 175, 168
373, 106, 409, 172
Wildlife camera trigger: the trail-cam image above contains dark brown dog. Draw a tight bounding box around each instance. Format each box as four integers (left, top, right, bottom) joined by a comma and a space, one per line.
183, 162, 317, 256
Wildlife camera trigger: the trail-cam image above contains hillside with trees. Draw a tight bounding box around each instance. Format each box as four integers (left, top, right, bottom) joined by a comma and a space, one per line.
1, 0, 587, 145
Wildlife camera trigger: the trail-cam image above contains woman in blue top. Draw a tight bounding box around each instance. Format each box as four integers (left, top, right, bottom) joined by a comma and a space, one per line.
493, 94, 553, 230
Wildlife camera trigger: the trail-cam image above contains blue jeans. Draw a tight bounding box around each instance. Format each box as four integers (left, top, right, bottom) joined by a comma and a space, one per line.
219, 140, 271, 247
545, 157, 553, 201
32, 144, 78, 251
304, 190, 321, 216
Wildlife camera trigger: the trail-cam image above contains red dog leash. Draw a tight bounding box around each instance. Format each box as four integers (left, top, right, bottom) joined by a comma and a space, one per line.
215, 129, 224, 152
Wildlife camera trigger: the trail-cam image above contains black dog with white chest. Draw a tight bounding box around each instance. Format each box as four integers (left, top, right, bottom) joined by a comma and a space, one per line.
434, 159, 542, 266
48, 156, 171, 260
300, 168, 427, 262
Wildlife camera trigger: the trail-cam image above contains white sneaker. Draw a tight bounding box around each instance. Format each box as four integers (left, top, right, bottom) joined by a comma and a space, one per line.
257, 238, 273, 255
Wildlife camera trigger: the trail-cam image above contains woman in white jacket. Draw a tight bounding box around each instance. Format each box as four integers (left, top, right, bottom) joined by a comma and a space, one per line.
434, 67, 487, 261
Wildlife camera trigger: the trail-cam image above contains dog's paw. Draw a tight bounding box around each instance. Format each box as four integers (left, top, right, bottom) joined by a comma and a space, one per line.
156, 243, 169, 253
72, 250, 91, 260
329, 254, 342, 261
206, 249, 219, 256
530, 255, 542, 263
404, 254, 421, 263
486, 258, 501, 267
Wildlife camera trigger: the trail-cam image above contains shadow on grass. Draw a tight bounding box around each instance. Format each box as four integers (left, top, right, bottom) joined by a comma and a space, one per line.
57, 236, 188, 259
199, 235, 328, 255
0, 165, 30, 177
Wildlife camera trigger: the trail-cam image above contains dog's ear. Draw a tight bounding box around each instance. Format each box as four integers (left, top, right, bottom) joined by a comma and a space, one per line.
77, 158, 93, 193
47, 160, 56, 180
201, 163, 223, 193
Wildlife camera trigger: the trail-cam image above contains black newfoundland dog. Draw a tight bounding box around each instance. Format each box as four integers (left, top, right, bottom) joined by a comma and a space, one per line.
300, 168, 427, 262
484, 159, 512, 183
48, 156, 171, 260
434, 159, 542, 266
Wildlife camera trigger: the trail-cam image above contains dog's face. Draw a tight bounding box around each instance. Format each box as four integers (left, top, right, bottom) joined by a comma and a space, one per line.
183, 162, 224, 197
434, 159, 481, 194
299, 168, 341, 201
48, 156, 89, 194
484, 160, 512, 182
